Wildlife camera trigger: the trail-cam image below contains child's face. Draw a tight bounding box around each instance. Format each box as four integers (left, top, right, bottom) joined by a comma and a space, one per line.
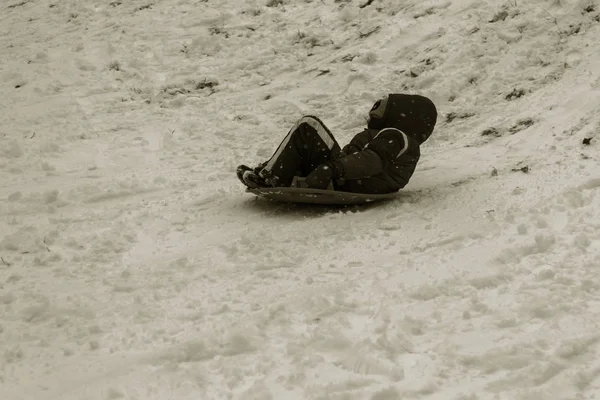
367, 96, 389, 129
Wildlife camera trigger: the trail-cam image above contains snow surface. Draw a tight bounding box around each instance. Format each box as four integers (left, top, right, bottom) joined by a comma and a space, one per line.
1, 0, 600, 399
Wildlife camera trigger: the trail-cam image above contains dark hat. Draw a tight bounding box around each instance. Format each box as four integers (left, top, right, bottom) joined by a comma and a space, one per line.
368, 94, 438, 144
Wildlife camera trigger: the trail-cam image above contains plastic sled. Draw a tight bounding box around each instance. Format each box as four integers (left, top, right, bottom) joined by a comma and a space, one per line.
245, 177, 397, 205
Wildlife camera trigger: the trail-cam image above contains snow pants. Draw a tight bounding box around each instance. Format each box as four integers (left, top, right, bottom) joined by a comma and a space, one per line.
261, 116, 342, 187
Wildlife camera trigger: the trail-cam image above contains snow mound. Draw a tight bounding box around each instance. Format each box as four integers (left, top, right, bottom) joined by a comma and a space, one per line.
1, 0, 599, 399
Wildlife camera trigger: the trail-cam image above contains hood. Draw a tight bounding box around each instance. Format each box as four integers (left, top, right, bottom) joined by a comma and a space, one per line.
368, 93, 438, 144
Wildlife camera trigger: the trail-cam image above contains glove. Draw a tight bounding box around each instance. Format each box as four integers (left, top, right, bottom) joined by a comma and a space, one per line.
341, 144, 359, 156
305, 162, 338, 189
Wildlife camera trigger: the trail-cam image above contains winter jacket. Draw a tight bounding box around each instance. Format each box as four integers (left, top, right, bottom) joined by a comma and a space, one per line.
331, 94, 437, 194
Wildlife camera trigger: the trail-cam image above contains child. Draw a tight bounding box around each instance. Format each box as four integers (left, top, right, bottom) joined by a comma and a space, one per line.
238, 93, 437, 194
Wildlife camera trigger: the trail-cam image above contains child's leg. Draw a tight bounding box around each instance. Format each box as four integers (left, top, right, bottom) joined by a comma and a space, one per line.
260, 116, 341, 187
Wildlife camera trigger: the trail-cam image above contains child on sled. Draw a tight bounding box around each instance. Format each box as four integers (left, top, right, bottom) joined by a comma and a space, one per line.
237, 93, 437, 195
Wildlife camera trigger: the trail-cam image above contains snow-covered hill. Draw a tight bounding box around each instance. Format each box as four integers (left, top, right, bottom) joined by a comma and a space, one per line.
1, 0, 599, 399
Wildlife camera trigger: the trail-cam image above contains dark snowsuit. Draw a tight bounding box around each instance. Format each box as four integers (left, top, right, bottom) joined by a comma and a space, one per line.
260, 94, 437, 194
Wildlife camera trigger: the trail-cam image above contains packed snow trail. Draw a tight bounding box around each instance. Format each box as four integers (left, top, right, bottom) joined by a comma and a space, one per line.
1, 0, 600, 399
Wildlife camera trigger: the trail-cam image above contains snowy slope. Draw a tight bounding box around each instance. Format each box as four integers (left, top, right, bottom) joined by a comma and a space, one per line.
1, 0, 600, 399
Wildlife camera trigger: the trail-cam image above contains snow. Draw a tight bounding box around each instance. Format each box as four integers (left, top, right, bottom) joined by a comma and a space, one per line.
1, 0, 600, 399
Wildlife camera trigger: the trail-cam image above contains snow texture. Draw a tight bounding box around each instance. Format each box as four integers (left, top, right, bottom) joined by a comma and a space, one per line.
1, 0, 600, 399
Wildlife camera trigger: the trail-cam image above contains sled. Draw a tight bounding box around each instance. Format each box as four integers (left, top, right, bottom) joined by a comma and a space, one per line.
245, 177, 397, 205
